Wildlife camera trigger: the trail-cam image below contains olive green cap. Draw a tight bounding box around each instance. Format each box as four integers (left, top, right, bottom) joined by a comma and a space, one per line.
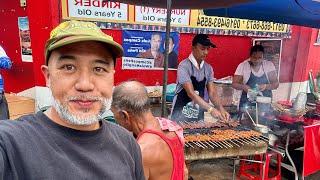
45, 20, 123, 64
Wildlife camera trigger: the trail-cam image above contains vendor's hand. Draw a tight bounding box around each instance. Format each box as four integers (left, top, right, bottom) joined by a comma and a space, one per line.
209, 108, 224, 120
258, 84, 267, 91
220, 108, 230, 121
243, 85, 251, 93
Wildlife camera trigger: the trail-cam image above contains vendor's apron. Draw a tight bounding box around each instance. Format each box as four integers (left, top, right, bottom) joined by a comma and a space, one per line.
239, 64, 272, 110
171, 61, 206, 122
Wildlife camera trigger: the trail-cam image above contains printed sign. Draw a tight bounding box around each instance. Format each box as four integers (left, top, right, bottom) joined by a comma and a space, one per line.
195, 15, 288, 32
123, 30, 179, 70
62, 2, 290, 35
122, 57, 154, 69
67, 0, 128, 22
135, 6, 190, 26
18, 17, 32, 62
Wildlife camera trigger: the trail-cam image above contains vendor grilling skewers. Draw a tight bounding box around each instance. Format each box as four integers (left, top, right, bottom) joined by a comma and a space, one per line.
232, 45, 279, 111
171, 34, 230, 122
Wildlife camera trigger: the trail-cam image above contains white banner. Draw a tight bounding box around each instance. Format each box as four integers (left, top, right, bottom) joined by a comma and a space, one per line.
67, 0, 128, 21
122, 57, 154, 69
135, 6, 190, 26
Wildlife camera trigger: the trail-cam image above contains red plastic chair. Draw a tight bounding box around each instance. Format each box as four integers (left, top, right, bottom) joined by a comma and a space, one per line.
238, 152, 282, 180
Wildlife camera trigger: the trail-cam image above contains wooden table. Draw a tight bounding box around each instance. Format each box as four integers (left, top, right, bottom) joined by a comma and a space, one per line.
5, 93, 35, 120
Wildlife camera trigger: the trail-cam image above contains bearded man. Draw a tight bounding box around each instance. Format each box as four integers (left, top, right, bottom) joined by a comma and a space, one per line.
0, 20, 144, 180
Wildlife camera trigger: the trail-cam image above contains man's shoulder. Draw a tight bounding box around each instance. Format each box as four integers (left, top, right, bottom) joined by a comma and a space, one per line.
138, 132, 171, 166
178, 59, 191, 68
139, 133, 165, 151
235, 60, 249, 69
240, 59, 250, 65
104, 121, 137, 144
0, 114, 39, 141
263, 60, 275, 66
203, 61, 213, 69
179, 58, 190, 64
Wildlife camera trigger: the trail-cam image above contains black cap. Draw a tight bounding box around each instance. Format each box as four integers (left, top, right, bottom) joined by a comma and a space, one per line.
192, 34, 217, 48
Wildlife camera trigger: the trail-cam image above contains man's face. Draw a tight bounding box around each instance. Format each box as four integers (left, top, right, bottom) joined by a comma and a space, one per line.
192, 43, 211, 61
42, 41, 115, 125
150, 34, 162, 51
250, 51, 264, 65
168, 38, 174, 53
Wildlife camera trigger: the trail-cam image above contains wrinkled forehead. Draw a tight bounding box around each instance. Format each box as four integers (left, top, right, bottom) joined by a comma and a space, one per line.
48, 41, 114, 64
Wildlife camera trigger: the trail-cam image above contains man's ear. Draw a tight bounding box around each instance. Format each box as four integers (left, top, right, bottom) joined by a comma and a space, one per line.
120, 110, 130, 122
41, 65, 50, 87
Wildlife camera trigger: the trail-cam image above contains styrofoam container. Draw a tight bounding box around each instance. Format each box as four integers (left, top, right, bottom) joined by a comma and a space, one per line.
256, 96, 272, 103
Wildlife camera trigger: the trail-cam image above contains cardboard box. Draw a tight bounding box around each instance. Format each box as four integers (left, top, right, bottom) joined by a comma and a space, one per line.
5, 94, 35, 120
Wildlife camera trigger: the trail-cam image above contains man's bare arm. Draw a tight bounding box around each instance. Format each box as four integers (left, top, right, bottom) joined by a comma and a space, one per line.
207, 82, 230, 120
232, 75, 250, 92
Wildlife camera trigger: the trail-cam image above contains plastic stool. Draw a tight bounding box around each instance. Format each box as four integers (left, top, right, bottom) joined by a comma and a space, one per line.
238, 152, 282, 180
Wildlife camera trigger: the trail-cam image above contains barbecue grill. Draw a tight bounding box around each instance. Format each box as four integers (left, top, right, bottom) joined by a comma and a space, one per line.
180, 120, 269, 161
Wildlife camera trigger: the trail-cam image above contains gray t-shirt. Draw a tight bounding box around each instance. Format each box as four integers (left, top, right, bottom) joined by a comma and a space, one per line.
0, 112, 145, 180
172, 58, 215, 108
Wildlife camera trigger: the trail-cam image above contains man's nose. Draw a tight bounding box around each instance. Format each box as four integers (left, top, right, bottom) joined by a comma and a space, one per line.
204, 49, 209, 56
74, 70, 94, 92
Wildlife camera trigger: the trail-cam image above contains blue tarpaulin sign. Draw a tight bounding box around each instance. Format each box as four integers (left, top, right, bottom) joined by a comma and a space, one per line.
122, 30, 179, 70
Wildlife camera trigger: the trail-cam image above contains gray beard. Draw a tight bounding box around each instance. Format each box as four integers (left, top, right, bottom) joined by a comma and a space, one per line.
52, 96, 112, 126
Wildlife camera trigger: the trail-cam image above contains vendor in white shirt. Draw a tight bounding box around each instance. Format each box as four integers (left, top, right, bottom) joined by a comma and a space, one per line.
232, 45, 279, 110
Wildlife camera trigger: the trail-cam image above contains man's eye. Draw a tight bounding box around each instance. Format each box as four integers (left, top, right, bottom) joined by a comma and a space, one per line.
62, 65, 75, 71
94, 67, 107, 73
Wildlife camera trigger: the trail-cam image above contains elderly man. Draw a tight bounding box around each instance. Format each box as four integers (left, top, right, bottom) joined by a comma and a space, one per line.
137, 33, 164, 68
111, 80, 187, 180
0, 20, 144, 179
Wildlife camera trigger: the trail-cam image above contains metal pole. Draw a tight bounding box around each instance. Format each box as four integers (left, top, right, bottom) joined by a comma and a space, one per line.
161, 0, 172, 117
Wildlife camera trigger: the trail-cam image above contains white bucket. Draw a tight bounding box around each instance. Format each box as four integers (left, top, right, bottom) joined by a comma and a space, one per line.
256, 97, 272, 116
256, 96, 272, 103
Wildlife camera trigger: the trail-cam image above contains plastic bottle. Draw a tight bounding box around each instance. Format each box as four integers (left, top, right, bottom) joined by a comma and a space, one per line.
192, 91, 200, 110
316, 72, 320, 92
155, 81, 160, 93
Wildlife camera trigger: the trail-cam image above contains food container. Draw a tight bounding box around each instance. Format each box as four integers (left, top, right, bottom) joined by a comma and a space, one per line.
256, 96, 272, 116
268, 133, 278, 146
165, 93, 175, 102
293, 92, 307, 111
149, 96, 161, 104
254, 124, 269, 134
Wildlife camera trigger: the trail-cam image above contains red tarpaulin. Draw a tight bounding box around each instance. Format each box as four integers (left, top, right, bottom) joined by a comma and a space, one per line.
303, 124, 320, 177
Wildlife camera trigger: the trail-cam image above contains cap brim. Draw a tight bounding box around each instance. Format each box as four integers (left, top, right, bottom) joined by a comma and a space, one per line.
200, 41, 217, 48
47, 35, 124, 59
